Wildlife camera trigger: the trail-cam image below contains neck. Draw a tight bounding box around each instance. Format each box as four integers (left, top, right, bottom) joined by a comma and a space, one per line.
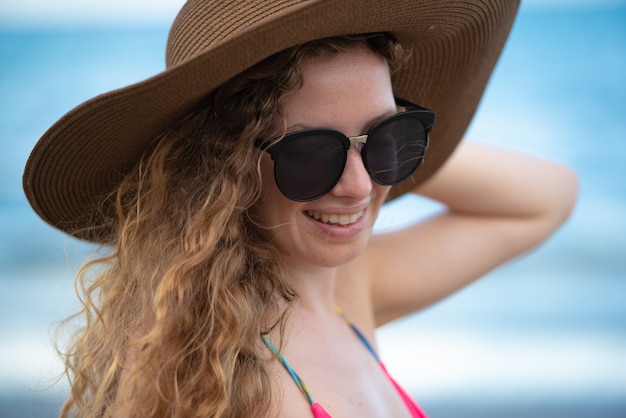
263, 262, 348, 360
283, 262, 339, 318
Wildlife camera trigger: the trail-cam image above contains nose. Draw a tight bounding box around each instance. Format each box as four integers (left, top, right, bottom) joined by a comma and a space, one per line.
330, 145, 372, 199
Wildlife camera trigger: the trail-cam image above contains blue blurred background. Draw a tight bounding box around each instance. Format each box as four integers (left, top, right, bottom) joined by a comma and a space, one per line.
1, 1, 625, 417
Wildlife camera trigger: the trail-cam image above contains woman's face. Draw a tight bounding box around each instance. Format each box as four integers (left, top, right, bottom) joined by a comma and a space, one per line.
255, 46, 396, 269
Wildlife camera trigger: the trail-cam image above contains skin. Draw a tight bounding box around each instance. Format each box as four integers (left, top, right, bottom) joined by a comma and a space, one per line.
255, 46, 578, 417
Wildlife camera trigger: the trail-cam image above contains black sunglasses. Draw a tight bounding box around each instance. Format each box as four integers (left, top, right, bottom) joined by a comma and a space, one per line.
257, 99, 435, 202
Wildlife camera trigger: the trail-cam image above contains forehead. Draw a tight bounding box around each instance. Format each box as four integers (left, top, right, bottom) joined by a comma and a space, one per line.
281, 47, 396, 134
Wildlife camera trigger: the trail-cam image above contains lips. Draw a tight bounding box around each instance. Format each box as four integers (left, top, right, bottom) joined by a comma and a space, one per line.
305, 209, 365, 226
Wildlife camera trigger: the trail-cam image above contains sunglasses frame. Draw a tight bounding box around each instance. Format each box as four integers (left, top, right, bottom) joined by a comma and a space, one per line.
256, 99, 435, 201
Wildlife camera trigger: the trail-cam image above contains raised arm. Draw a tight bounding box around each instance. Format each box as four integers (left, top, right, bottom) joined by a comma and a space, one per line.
366, 141, 578, 326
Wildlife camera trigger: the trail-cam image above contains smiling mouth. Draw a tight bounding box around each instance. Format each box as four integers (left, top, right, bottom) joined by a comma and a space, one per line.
305, 210, 365, 226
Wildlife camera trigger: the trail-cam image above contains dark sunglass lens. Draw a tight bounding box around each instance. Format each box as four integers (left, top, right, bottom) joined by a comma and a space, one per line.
364, 115, 428, 185
273, 132, 347, 201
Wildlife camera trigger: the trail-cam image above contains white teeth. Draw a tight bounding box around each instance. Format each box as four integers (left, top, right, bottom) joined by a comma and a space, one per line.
306, 210, 364, 226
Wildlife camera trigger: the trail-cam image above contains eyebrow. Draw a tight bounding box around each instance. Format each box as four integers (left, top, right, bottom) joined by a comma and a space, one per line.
285, 107, 399, 135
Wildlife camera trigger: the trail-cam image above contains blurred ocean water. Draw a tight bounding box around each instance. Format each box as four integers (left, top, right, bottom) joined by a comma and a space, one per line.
1, 3, 625, 417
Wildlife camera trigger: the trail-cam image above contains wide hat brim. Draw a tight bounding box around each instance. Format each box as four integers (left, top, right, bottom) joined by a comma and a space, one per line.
23, 0, 520, 243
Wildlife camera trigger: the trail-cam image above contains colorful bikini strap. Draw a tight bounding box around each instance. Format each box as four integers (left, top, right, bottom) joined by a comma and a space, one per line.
263, 307, 424, 418
262, 335, 332, 417
262, 335, 315, 405
334, 305, 380, 362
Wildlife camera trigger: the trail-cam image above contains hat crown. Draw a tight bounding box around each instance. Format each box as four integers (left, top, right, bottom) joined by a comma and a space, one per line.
166, 0, 308, 69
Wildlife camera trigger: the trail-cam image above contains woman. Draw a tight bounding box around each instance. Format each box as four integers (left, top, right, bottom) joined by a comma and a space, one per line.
23, 1, 577, 417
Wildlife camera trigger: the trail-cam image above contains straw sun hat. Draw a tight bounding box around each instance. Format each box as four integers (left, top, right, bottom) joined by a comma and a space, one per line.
23, 0, 520, 242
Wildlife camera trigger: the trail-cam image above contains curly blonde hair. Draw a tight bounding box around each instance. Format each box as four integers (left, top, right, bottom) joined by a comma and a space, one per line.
57, 33, 408, 418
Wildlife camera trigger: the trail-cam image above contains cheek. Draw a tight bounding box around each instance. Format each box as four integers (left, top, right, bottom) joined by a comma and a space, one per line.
372, 183, 391, 214
378, 183, 391, 201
